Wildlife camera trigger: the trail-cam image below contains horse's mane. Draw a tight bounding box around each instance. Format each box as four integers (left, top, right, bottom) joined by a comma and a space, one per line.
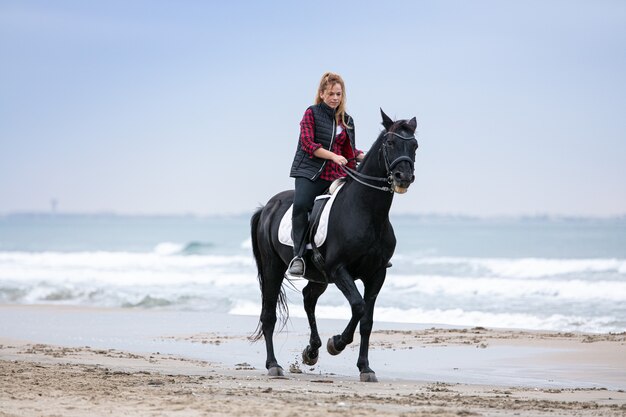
356, 132, 384, 171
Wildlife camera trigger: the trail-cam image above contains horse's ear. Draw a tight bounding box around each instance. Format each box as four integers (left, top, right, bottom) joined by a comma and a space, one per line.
407, 117, 417, 133
380, 108, 394, 130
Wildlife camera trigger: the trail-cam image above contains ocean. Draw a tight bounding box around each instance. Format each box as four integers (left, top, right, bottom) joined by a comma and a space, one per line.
1, 213, 625, 334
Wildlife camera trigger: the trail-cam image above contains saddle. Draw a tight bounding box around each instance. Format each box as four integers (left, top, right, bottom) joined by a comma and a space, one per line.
278, 178, 345, 250
278, 179, 345, 281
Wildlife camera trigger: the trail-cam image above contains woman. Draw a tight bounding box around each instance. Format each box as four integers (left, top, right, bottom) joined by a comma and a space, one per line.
288, 72, 365, 276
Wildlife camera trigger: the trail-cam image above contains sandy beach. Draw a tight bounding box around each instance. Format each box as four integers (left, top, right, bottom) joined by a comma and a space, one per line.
1, 304, 625, 416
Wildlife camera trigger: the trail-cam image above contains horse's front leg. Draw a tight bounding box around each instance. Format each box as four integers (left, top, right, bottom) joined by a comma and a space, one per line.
356, 268, 387, 382
302, 281, 327, 365
326, 265, 365, 356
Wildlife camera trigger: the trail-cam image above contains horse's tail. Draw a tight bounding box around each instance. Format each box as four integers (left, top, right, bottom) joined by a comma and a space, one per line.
249, 204, 289, 342
250, 206, 265, 293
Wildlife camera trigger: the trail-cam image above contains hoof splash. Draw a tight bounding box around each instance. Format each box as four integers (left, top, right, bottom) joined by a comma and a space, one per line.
302, 346, 318, 366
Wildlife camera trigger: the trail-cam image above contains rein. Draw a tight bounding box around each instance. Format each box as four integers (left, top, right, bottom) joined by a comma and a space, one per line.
341, 165, 393, 193
340, 130, 416, 194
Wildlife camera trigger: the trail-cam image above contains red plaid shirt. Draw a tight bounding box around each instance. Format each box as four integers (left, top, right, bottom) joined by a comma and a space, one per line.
299, 108, 362, 181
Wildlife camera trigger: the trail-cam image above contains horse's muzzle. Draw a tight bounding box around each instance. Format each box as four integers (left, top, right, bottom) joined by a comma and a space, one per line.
392, 170, 415, 193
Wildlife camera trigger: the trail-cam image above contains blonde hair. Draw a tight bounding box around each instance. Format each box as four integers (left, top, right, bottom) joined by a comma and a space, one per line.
314, 72, 352, 129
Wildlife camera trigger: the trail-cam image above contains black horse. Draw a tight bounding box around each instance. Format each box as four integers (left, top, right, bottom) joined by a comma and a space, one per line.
250, 109, 418, 382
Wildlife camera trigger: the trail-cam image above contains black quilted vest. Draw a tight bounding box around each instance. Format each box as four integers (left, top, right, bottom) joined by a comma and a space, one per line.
290, 102, 355, 180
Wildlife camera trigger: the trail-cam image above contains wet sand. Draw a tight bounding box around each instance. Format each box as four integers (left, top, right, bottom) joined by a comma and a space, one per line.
1, 304, 625, 416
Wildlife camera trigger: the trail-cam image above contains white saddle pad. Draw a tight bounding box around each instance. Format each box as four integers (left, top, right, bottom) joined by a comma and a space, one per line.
278, 183, 345, 248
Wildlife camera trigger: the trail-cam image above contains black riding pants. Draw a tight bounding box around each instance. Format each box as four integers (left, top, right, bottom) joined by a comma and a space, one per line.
292, 177, 331, 257
293, 177, 332, 219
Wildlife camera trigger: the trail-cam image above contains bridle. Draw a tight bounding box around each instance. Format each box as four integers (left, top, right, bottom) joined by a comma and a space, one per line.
382, 131, 416, 172
341, 128, 417, 194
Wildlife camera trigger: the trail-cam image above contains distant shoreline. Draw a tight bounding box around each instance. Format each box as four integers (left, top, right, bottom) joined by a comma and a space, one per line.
2, 211, 626, 221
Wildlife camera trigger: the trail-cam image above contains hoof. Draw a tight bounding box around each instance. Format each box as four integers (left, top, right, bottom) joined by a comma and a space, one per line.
302, 347, 318, 366
268, 366, 284, 377
326, 336, 341, 356
360, 372, 378, 382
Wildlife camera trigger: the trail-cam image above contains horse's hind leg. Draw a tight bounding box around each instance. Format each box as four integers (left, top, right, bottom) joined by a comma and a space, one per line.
302, 281, 327, 366
260, 260, 287, 376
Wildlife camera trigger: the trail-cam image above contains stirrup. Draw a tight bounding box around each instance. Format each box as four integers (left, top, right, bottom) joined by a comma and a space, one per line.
287, 256, 305, 277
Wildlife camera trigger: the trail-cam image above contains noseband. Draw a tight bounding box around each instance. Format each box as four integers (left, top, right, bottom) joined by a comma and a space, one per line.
341, 128, 417, 194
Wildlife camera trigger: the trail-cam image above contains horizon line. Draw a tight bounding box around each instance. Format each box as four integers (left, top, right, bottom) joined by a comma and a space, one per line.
1, 210, 625, 221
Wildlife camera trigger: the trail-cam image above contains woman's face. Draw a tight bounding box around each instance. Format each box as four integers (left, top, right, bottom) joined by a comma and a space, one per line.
320, 83, 343, 109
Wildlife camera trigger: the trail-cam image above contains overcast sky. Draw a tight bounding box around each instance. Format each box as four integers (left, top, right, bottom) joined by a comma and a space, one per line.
1, 0, 625, 216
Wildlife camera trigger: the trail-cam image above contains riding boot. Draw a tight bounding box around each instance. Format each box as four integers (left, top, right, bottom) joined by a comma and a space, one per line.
288, 212, 309, 276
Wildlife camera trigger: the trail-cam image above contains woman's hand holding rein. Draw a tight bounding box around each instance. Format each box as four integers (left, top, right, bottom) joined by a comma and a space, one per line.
313, 147, 348, 166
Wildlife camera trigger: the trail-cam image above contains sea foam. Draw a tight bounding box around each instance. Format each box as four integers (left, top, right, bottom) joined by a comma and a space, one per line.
1, 250, 624, 333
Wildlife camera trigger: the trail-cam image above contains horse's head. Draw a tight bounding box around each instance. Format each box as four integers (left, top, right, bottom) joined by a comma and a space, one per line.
380, 108, 418, 194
